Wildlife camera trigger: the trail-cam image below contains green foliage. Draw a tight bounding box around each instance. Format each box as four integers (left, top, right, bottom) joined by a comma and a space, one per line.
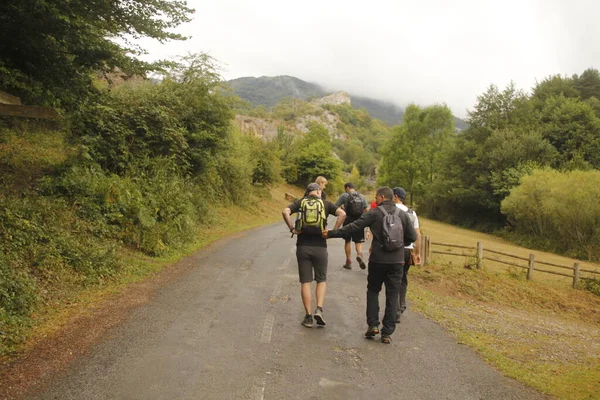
378, 104, 455, 206
573, 68, 600, 100
72, 54, 234, 177
282, 124, 343, 186
501, 169, 600, 261
580, 278, 600, 297
539, 95, 600, 168
0, 0, 193, 107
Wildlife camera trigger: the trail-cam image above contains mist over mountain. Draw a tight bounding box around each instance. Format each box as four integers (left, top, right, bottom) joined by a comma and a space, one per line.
226, 75, 468, 129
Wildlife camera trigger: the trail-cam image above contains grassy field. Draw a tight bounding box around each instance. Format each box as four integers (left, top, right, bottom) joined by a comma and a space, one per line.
411, 217, 600, 400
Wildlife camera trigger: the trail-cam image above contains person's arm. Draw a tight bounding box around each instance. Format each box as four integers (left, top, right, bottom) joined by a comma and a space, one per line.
403, 213, 418, 245
282, 201, 301, 234
413, 228, 422, 265
412, 213, 422, 264
324, 210, 376, 238
333, 207, 346, 229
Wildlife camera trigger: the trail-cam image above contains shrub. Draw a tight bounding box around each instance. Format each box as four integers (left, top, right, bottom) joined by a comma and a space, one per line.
502, 169, 600, 261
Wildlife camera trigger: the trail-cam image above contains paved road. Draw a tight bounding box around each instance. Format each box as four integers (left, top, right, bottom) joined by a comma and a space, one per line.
28, 221, 547, 400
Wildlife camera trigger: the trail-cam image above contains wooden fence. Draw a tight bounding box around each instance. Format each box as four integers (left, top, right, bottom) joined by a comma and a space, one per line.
420, 236, 600, 288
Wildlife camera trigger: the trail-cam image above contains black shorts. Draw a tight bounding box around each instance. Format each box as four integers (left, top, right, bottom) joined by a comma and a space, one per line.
343, 220, 365, 243
296, 246, 328, 283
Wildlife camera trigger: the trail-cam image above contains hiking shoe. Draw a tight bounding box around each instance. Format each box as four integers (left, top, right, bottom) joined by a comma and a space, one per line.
364, 326, 380, 338
314, 308, 326, 326
343, 260, 352, 269
381, 334, 392, 344
356, 254, 366, 270
301, 314, 314, 328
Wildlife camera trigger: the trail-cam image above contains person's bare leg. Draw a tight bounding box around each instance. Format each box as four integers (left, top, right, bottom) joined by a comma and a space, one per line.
315, 282, 327, 308
344, 241, 352, 267
301, 282, 312, 314
356, 242, 363, 257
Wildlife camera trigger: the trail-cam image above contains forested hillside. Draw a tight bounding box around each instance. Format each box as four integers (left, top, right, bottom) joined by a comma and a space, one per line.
378, 72, 600, 263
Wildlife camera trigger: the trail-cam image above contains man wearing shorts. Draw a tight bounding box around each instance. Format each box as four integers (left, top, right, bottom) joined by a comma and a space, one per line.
335, 182, 368, 270
282, 183, 345, 328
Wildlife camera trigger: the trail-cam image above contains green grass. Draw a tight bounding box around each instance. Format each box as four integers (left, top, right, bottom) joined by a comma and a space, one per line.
410, 217, 600, 399
3, 183, 302, 359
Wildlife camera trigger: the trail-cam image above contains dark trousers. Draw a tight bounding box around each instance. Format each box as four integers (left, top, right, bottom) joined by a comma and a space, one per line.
366, 262, 404, 335
398, 249, 412, 315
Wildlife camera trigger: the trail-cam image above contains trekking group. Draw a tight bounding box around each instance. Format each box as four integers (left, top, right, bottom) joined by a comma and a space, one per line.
282, 177, 421, 344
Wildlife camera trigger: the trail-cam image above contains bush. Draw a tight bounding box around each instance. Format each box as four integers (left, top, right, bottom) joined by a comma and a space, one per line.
502, 169, 600, 261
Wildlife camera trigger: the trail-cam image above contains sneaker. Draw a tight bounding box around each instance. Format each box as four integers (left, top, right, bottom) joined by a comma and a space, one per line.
356, 254, 366, 270
364, 326, 380, 338
301, 314, 314, 328
381, 334, 392, 344
343, 260, 352, 269
314, 308, 326, 326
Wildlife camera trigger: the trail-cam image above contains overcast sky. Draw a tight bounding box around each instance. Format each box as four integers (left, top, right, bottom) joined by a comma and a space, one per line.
138, 0, 599, 118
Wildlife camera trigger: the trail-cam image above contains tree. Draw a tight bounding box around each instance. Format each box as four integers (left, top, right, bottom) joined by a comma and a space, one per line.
378, 104, 455, 205
573, 68, 600, 100
466, 82, 537, 143
0, 0, 193, 107
532, 75, 579, 104
291, 124, 342, 185
540, 95, 600, 168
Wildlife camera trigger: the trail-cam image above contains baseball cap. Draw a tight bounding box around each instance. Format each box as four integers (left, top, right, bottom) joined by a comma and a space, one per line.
393, 187, 406, 200
306, 182, 321, 192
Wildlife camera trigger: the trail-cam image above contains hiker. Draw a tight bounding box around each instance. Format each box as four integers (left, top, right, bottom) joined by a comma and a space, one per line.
334, 182, 369, 270
315, 176, 329, 200
282, 182, 346, 328
322, 187, 417, 344
392, 187, 422, 323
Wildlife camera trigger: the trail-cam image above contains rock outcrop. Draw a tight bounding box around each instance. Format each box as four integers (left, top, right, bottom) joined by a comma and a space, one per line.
234, 116, 279, 140
311, 91, 351, 107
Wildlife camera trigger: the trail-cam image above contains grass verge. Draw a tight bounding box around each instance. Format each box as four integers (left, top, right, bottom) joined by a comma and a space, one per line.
0, 183, 302, 361
411, 217, 600, 400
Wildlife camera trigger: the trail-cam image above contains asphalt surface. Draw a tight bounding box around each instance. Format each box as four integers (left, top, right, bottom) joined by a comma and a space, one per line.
27, 221, 547, 400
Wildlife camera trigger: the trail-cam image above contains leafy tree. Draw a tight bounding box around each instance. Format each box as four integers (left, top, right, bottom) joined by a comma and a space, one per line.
73, 54, 233, 177
532, 75, 579, 105
289, 124, 342, 186
466, 82, 538, 143
378, 104, 454, 205
539, 95, 600, 168
573, 68, 600, 100
0, 0, 193, 107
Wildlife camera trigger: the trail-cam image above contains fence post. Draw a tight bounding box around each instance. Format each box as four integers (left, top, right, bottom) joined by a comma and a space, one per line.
476, 242, 483, 269
426, 236, 431, 265
573, 262, 580, 288
527, 254, 535, 280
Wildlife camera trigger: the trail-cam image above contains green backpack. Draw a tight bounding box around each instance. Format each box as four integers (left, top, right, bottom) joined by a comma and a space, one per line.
296, 197, 326, 235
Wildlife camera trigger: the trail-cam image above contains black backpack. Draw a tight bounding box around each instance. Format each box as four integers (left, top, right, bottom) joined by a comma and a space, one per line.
377, 206, 404, 252
345, 192, 364, 218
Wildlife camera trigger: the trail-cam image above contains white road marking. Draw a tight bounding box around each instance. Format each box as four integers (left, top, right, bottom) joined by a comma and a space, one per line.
260, 313, 275, 344
250, 378, 266, 400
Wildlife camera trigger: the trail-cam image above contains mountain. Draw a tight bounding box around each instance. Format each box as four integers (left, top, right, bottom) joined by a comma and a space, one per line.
227, 76, 326, 107
226, 75, 468, 128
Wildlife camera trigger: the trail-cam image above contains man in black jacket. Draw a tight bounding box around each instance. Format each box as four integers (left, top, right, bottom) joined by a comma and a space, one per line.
322, 186, 417, 343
